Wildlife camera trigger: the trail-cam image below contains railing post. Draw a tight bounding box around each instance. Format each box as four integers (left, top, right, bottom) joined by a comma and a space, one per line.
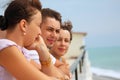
75, 68, 78, 80
70, 46, 86, 80
79, 61, 82, 73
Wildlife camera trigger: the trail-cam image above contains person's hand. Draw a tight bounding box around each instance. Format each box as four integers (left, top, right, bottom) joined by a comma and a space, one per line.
58, 64, 71, 77
26, 35, 47, 50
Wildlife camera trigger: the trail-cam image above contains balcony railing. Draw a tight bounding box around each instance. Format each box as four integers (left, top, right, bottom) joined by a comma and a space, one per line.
70, 46, 86, 80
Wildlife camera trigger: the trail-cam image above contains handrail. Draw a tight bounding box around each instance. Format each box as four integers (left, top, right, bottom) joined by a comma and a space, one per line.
70, 52, 83, 73
70, 48, 86, 80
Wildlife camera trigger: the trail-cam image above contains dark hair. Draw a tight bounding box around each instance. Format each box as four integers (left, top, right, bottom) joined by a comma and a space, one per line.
61, 20, 73, 41
41, 8, 62, 25
0, 0, 42, 31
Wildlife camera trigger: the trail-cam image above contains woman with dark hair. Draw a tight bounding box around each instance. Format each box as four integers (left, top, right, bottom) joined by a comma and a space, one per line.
0, 0, 63, 80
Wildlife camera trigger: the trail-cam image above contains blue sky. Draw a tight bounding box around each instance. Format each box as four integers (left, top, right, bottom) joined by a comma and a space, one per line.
0, 0, 120, 48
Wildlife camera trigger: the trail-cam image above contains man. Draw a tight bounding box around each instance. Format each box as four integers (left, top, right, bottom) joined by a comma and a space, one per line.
40, 8, 61, 65
40, 8, 61, 49
29, 8, 61, 64
40, 8, 71, 79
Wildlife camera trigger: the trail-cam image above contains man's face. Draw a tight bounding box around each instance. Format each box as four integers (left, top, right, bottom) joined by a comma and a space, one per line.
40, 17, 60, 49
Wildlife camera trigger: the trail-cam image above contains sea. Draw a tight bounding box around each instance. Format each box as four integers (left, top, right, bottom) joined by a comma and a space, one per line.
87, 46, 120, 79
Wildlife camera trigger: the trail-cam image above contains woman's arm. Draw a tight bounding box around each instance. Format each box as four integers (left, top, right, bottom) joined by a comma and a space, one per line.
0, 46, 52, 80
55, 58, 71, 79
26, 36, 66, 79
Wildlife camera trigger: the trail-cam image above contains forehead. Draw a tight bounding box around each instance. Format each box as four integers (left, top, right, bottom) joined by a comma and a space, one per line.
60, 29, 70, 38
42, 17, 60, 29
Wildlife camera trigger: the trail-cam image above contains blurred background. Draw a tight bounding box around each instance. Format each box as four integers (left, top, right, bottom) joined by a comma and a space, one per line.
0, 0, 120, 79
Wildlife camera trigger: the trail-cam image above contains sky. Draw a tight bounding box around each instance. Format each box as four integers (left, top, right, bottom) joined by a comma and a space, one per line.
0, 0, 120, 48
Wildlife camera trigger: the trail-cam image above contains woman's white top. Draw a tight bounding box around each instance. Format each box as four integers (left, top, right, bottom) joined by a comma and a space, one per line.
0, 39, 56, 80
0, 39, 31, 80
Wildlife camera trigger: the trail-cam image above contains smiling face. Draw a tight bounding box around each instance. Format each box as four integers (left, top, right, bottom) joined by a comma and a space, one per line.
40, 17, 61, 49
50, 29, 71, 59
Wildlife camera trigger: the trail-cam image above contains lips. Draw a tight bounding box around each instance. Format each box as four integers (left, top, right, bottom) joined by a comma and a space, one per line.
47, 38, 55, 44
58, 47, 66, 52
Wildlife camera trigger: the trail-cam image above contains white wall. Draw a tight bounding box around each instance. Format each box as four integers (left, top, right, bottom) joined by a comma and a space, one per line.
64, 32, 86, 58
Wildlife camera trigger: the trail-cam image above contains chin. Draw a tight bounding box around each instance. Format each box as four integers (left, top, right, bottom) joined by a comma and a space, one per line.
47, 45, 52, 49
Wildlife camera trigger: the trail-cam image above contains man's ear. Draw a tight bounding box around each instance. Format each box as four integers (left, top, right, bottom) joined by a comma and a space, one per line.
19, 19, 28, 32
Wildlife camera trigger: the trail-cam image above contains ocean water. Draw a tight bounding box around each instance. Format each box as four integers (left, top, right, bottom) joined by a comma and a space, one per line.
87, 46, 120, 79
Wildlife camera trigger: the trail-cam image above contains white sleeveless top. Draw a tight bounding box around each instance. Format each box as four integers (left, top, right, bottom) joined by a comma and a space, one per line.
0, 39, 56, 80
0, 39, 31, 80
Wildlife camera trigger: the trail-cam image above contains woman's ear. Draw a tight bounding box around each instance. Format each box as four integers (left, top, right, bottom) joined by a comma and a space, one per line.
19, 19, 28, 33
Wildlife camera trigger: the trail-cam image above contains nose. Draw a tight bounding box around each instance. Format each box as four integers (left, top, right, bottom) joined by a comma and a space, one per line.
51, 31, 57, 37
61, 40, 65, 46
38, 28, 42, 35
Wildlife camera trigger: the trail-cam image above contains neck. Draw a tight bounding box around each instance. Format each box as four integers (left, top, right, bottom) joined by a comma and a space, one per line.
5, 30, 24, 47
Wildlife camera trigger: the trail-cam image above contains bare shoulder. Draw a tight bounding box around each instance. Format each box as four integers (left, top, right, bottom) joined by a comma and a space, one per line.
0, 46, 27, 67
0, 46, 51, 80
